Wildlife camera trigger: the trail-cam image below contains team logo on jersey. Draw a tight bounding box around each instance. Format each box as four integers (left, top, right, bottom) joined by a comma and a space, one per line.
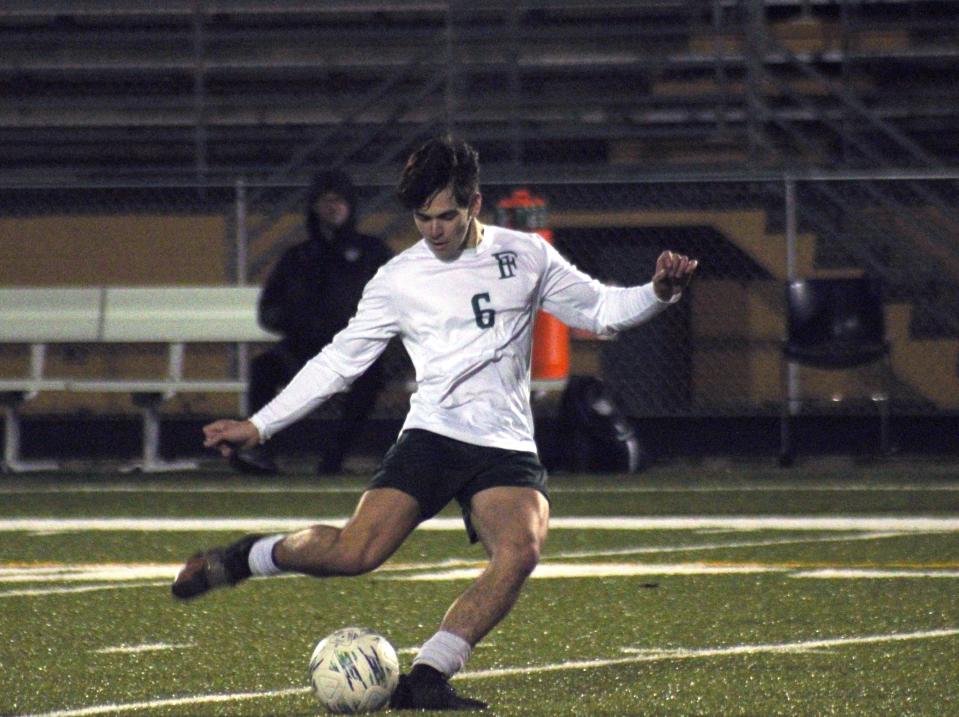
493, 251, 518, 279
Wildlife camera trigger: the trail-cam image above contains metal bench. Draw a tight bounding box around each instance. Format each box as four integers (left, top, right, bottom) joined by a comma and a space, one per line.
0, 286, 277, 473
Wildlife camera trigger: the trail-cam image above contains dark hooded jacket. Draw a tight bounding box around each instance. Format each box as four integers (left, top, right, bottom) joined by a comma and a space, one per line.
258, 170, 394, 359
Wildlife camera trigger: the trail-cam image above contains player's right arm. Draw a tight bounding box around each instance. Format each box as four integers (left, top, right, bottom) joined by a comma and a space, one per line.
249, 266, 401, 442
202, 419, 260, 456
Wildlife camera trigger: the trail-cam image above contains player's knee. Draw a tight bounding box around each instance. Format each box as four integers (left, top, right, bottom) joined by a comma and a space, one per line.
502, 537, 541, 579
334, 539, 388, 576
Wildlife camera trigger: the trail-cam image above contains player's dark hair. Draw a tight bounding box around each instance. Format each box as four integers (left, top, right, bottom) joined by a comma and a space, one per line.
396, 135, 480, 210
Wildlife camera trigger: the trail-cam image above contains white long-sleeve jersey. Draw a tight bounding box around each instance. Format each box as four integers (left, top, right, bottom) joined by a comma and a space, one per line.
250, 224, 675, 454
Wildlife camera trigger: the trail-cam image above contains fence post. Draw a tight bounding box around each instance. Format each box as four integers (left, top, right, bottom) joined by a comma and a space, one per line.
235, 177, 250, 416
785, 176, 800, 416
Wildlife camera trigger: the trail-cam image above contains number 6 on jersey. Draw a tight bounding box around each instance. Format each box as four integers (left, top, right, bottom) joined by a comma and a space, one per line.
471, 292, 495, 329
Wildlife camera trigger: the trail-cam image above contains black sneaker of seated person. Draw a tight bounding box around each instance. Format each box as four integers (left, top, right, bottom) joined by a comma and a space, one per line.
389, 664, 488, 711
228, 445, 279, 475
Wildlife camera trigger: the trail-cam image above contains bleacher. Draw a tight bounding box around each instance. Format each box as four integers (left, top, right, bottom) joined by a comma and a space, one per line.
0, 286, 276, 472
1, 2, 958, 464
1, 1, 959, 183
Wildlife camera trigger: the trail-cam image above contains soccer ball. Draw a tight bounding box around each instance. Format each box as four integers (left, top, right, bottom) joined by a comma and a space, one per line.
309, 627, 400, 714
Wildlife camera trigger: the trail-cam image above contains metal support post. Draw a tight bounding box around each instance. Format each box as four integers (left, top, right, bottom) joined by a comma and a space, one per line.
785, 177, 801, 418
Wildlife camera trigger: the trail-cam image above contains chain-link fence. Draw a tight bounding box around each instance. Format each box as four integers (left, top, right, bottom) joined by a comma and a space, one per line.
1, 172, 958, 422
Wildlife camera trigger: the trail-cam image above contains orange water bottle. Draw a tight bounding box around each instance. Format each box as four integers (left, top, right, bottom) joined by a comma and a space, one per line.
496, 189, 570, 382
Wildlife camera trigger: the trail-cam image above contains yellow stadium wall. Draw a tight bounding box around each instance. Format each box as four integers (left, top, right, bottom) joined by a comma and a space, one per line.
3, 209, 957, 416
0, 211, 410, 417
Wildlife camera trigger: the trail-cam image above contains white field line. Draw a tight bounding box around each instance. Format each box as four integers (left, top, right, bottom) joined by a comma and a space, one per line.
0, 564, 180, 598
0, 565, 178, 583
3, 562, 782, 597
13, 687, 310, 717
4, 482, 959, 494
389, 559, 959, 582
550, 484, 959, 493
94, 643, 193, 655
0, 582, 170, 598
2, 523, 952, 599
0, 565, 305, 599
0, 484, 363, 495
0, 530, 909, 582
534, 482, 924, 493
384, 562, 785, 581
7, 560, 959, 599
9, 562, 959, 600
546, 530, 908, 559
14, 628, 959, 717
0, 529, 882, 598
793, 568, 959, 579
0, 527, 931, 585
373, 532, 905, 572
460, 627, 959, 680
3, 516, 959, 532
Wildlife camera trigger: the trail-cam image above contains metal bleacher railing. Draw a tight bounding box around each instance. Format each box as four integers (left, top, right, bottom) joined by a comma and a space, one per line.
1, 1, 959, 454
0, 286, 277, 473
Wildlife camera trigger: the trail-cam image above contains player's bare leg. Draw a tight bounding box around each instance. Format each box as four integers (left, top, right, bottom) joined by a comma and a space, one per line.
273, 488, 419, 576
391, 486, 549, 711
172, 488, 419, 599
439, 486, 549, 644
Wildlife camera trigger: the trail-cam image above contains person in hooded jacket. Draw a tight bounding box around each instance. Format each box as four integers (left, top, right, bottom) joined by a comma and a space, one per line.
231, 170, 394, 476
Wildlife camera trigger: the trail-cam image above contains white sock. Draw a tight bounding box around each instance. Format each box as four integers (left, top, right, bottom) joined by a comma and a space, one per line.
248, 534, 284, 577
412, 630, 472, 677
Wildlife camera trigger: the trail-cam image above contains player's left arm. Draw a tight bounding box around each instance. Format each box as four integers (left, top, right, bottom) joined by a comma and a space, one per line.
651, 250, 698, 301
537, 239, 698, 335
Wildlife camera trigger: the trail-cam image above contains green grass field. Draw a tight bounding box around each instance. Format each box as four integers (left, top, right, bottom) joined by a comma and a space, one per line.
3, 461, 959, 716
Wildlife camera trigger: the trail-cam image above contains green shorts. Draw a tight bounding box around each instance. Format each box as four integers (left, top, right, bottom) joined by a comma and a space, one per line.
367, 429, 549, 543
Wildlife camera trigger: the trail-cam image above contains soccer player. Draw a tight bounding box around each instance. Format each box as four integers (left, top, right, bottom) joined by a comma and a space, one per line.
172, 135, 697, 711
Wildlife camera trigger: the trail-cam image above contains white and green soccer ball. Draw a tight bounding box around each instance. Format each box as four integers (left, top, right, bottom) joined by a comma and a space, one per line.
309, 627, 400, 714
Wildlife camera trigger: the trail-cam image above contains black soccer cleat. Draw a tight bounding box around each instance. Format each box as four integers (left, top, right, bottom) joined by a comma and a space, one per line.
171, 534, 262, 600
389, 665, 488, 711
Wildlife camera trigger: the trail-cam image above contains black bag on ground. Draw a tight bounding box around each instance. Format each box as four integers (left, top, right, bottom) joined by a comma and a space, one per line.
548, 375, 644, 473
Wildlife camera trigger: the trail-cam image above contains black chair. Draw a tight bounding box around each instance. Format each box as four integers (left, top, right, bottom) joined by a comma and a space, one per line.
779, 276, 891, 466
